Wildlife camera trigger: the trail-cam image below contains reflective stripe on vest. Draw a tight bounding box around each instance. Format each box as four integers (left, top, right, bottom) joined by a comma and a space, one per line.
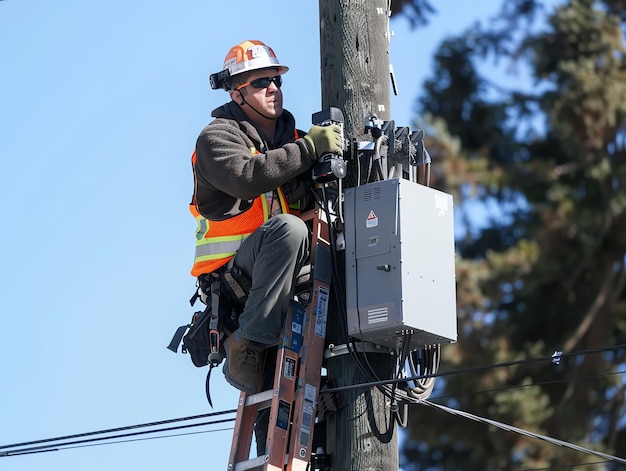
190, 148, 291, 277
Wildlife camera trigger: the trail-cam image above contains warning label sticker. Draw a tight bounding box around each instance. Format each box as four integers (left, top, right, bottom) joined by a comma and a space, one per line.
284, 357, 296, 380
366, 210, 378, 228
277, 400, 291, 430
315, 286, 329, 338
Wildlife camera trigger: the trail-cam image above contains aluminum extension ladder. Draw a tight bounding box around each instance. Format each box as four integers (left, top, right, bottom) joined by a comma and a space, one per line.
227, 207, 332, 471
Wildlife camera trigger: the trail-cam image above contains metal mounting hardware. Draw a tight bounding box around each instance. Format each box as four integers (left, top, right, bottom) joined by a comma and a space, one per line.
324, 341, 395, 359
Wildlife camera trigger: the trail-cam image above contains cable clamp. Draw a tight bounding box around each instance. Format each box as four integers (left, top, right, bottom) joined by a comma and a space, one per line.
324, 341, 394, 359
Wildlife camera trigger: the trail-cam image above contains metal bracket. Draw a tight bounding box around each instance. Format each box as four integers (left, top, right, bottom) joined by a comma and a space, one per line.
324, 341, 395, 359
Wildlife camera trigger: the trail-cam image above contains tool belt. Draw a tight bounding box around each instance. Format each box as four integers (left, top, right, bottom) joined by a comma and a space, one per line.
191, 260, 251, 314
167, 261, 252, 406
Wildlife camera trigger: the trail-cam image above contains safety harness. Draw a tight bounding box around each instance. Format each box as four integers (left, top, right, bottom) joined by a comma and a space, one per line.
168, 261, 251, 406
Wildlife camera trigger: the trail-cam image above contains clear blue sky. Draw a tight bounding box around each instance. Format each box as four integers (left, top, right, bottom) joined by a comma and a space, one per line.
0, 1, 520, 470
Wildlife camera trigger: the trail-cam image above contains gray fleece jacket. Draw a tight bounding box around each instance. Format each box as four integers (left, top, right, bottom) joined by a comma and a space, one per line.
193, 101, 316, 221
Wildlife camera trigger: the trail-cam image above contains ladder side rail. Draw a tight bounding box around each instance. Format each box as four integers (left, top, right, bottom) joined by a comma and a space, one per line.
263, 338, 300, 468
228, 205, 328, 471
287, 282, 330, 469
287, 210, 332, 470
228, 390, 258, 467
228, 310, 301, 470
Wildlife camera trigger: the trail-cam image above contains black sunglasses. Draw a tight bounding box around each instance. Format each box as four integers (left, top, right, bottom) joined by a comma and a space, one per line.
236, 75, 282, 90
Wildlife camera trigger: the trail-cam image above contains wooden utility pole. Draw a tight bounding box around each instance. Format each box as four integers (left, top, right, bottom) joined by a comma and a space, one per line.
318, 1, 399, 470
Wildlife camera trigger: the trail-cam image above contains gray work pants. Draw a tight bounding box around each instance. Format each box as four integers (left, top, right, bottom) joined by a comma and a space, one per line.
232, 214, 310, 345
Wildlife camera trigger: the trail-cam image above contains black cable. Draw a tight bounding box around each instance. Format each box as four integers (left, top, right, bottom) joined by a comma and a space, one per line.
430, 369, 626, 402
0, 416, 236, 457
311, 175, 626, 440
308, 182, 390, 405
5, 368, 623, 458
316, 148, 432, 409
321, 343, 626, 395
316, 181, 434, 410
322, 164, 444, 410
307, 183, 384, 397
0, 409, 236, 452
518, 460, 614, 471
3, 361, 622, 458
315, 184, 397, 400
6, 427, 236, 458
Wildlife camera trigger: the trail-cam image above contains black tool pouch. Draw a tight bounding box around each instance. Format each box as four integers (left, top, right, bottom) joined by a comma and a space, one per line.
167, 262, 251, 406
181, 306, 218, 368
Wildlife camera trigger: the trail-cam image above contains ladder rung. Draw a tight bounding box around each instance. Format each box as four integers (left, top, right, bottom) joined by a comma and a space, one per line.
229, 209, 330, 471
232, 454, 268, 471
243, 388, 275, 408
233, 454, 288, 471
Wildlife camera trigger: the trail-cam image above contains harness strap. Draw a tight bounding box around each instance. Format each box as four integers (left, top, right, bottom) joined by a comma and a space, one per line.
167, 325, 189, 353
177, 262, 251, 407
223, 271, 247, 300
210, 281, 221, 331
206, 280, 226, 408
221, 261, 251, 304
189, 290, 200, 306
205, 365, 216, 407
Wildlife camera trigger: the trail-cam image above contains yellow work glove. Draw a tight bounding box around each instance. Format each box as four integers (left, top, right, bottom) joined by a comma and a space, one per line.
303, 124, 343, 160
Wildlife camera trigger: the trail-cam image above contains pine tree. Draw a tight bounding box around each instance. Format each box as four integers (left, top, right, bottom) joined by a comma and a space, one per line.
396, 1, 626, 469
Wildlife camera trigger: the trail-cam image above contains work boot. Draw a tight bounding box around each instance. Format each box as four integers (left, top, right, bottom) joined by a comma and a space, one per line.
224, 330, 265, 394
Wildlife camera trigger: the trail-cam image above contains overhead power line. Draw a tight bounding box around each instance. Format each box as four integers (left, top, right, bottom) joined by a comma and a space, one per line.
322, 343, 626, 395
2, 344, 624, 461
0, 410, 235, 451
3, 368, 622, 458
431, 369, 626, 401
0, 410, 236, 458
518, 460, 615, 471
4, 427, 235, 457
422, 400, 626, 466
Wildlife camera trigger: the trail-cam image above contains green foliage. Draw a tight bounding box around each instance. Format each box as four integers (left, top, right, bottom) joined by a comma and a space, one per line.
390, 0, 436, 26
398, 1, 626, 469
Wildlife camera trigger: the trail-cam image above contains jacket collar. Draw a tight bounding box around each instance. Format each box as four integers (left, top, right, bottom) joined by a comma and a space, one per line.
211, 101, 297, 149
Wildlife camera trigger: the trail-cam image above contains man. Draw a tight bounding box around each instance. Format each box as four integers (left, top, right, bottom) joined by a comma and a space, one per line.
190, 40, 342, 395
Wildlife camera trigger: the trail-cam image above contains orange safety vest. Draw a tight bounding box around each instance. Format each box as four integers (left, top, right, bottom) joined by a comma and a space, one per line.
190, 148, 290, 277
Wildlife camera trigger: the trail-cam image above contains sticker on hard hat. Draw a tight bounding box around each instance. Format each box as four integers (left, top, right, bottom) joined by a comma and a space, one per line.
223, 57, 237, 70
249, 45, 266, 58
